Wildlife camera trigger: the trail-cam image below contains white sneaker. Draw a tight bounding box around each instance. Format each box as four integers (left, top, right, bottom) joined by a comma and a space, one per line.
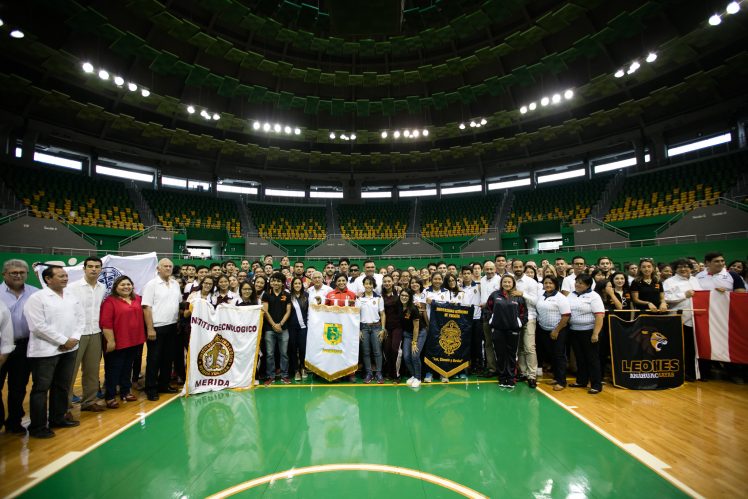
536, 367, 544, 377
406, 376, 415, 386
301, 369, 308, 379
254, 379, 260, 386
294, 372, 301, 381
441, 376, 449, 383
424, 373, 433, 383
411, 379, 421, 388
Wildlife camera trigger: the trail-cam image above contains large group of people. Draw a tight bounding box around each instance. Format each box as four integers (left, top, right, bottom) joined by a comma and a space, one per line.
0, 251, 745, 438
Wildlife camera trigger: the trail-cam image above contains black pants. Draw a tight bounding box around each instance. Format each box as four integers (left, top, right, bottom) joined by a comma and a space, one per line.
288, 325, 307, 376
29, 351, 77, 433
104, 346, 138, 400
173, 320, 190, 381
131, 344, 144, 383
537, 325, 569, 386
570, 329, 601, 391
0, 339, 32, 429
683, 325, 697, 380
145, 323, 176, 395
469, 319, 484, 373
598, 319, 611, 378
491, 328, 520, 384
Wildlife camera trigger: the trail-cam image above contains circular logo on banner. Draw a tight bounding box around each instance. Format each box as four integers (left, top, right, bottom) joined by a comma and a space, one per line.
98, 266, 123, 293
439, 320, 462, 356
323, 323, 343, 346
197, 334, 235, 376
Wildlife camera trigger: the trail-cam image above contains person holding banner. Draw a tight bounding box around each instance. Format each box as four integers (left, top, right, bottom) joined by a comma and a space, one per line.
487, 275, 528, 389
399, 289, 424, 388
381, 275, 403, 382
357, 276, 386, 384
567, 274, 606, 394
100, 276, 145, 408
211, 275, 235, 308
325, 274, 357, 307
536, 276, 570, 391
664, 259, 702, 381
631, 259, 667, 313
424, 273, 449, 383
262, 273, 292, 385
460, 266, 482, 378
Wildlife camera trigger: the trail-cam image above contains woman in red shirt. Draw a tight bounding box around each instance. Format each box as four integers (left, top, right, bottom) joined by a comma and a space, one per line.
100, 275, 146, 408
325, 273, 357, 306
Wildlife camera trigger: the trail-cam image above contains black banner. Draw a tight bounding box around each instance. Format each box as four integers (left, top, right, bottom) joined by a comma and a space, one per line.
609, 314, 684, 389
424, 303, 473, 378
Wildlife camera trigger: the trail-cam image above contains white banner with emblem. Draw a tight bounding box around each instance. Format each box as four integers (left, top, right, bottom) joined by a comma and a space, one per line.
305, 304, 360, 381
186, 300, 262, 395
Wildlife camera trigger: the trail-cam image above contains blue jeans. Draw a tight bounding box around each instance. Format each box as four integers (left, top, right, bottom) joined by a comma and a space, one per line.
402, 328, 427, 380
265, 329, 289, 378
360, 323, 383, 375
104, 345, 138, 400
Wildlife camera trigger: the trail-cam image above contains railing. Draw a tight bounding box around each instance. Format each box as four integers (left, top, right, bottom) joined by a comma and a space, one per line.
117, 225, 185, 248
458, 227, 501, 251
0, 209, 99, 247
302, 234, 367, 254
654, 197, 748, 236
588, 217, 630, 238
0, 208, 30, 226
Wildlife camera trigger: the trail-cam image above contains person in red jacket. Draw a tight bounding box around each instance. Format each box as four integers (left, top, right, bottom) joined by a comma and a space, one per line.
325, 273, 357, 306
486, 275, 528, 389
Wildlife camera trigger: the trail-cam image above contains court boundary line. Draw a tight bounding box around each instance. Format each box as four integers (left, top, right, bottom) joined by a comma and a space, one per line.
6, 394, 181, 499
537, 387, 704, 499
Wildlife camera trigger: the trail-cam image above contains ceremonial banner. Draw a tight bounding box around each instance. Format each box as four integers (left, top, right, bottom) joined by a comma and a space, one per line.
305, 303, 360, 381
186, 300, 262, 395
609, 314, 684, 389
37, 252, 158, 293
693, 290, 748, 364
424, 302, 473, 378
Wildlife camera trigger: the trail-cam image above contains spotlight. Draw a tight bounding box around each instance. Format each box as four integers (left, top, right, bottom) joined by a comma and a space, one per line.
520, 106, 528, 114
212, 113, 220, 120
393, 131, 401, 138
127, 82, 137, 92
141, 89, 150, 97
422, 129, 429, 137
540, 97, 550, 106
252, 121, 261, 130
459, 123, 466, 130
709, 14, 721, 25
412, 130, 419, 138
480, 118, 487, 125
381, 131, 388, 139
528, 102, 537, 111
263, 123, 271, 132
726, 1, 740, 14
0, 19, 3, 27
341, 134, 348, 140
350, 134, 356, 140
82, 62, 94, 73
273, 124, 281, 133
564, 89, 574, 99
284, 126, 291, 134
113, 76, 124, 86
9, 30, 24, 39
200, 110, 209, 118
614, 69, 625, 78
329, 132, 336, 139
627, 61, 640, 74
469, 121, 476, 128
646, 52, 657, 63
403, 130, 411, 137
294, 128, 301, 135
187, 106, 195, 114
551, 93, 561, 104
98, 70, 109, 80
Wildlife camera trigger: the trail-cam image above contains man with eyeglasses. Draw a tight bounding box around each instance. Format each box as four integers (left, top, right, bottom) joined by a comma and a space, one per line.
351, 260, 382, 295
561, 256, 594, 296
0, 259, 39, 434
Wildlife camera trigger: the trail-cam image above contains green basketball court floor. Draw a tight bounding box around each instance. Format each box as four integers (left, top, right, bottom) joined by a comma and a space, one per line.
19, 381, 687, 498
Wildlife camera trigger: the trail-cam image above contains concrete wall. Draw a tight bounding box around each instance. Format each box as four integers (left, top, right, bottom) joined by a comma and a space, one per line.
0, 215, 96, 252
658, 204, 748, 239
119, 229, 174, 254
244, 237, 285, 258
574, 222, 629, 246
383, 237, 441, 257
305, 238, 365, 258
461, 232, 502, 255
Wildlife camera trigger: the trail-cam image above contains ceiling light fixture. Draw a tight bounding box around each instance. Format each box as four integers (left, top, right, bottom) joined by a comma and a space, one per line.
98, 69, 109, 80
140, 89, 150, 97
381, 131, 388, 139
284, 126, 292, 134
294, 128, 301, 135
726, 1, 740, 14
551, 93, 562, 104
273, 124, 281, 133
9, 29, 24, 39
528, 102, 537, 111
329, 132, 336, 139
540, 97, 550, 106
82, 62, 94, 73
459, 123, 466, 130
646, 52, 657, 63
187, 106, 195, 114
393, 131, 401, 138
113, 76, 124, 86
564, 89, 574, 99
614, 69, 625, 78
262, 123, 271, 132
422, 129, 429, 137
127, 82, 137, 92
520, 106, 528, 114
252, 121, 261, 130
709, 14, 722, 25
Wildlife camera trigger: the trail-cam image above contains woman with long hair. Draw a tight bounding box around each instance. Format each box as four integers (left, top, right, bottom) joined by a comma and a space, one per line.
100, 276, 145, 408
381, 275, 403, 382
288, 276, 309, 381
357, 276, 386, 384
487, 275, 528, 388
399, 289, 423, 388
212, 274, 234, 308
631, 259, 667, 313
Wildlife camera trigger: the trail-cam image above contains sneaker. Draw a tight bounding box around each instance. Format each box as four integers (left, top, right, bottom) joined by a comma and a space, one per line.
348, 375, 357, 383
281, 377, 291, 384
301, 369, 308, 379
553, 384, 565, 391
96, 390, 105, 399
364, 373, 373, 384
411, 379, 421, 388
424, 373, 433, 383
254, 379, 260, 386
71, 394, 81, 404
376, 374, 384, 384
588, 388, 601, 394
406, 377, 415, 386
536, 367, 544, 377
264, 378, 274, 386
294, 372, 301, 381
528, 379, 537, 389
458, 373, 468, 380
440, 376, 449, 383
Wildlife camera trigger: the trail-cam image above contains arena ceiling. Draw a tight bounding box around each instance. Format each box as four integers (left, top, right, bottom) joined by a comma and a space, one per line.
0, 0, 747, 187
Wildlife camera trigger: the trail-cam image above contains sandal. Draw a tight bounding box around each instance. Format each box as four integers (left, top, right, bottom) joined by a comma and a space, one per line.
121, 393, 137, 402
106, 399, 120, 409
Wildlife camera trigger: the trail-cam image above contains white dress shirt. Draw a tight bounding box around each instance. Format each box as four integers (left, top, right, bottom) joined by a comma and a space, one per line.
515, 275, 539, 320
0, 301, 14, 355
664, 274, 702, 327
67, 278, 106, 335
141, 276, 181, 327
307, 284, 333, 305
351, 274, 383, 296
562, 273, 596, 294
24, 287, 85, 357
480, 275, 501, 307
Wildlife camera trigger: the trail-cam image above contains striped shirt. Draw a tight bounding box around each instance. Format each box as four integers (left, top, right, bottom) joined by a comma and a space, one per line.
536, 291, 571, 331
567, 289, 605, 330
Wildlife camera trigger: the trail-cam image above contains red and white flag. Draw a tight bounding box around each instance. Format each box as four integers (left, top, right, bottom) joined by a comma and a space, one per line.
692, 290, 748, 364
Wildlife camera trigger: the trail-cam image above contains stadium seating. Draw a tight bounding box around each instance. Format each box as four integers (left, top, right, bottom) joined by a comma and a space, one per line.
337, 202, 410, 239
142, 189, 241, 237
249, 204, 326, 240
504, 177, 609, 232
2, 167, 144, 230
604, 155, 743, 222
420, 194, 501, 238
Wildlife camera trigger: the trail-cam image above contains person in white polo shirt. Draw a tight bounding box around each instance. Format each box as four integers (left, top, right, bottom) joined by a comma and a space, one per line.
535, 276, 571, 390
511, 259, 540, 389
357, 276, 386, 384
350, 259, 383, 296
24, 266, 85, 438
664, 259, 702, 381
566, 273, 605, 394
67, 257, 106, 412
562, 255, 595, 295
141, 258, 181, 401
307, 271, 333, 305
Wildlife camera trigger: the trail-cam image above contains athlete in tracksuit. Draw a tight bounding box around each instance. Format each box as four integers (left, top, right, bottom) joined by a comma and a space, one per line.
487, 275, 528, 387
